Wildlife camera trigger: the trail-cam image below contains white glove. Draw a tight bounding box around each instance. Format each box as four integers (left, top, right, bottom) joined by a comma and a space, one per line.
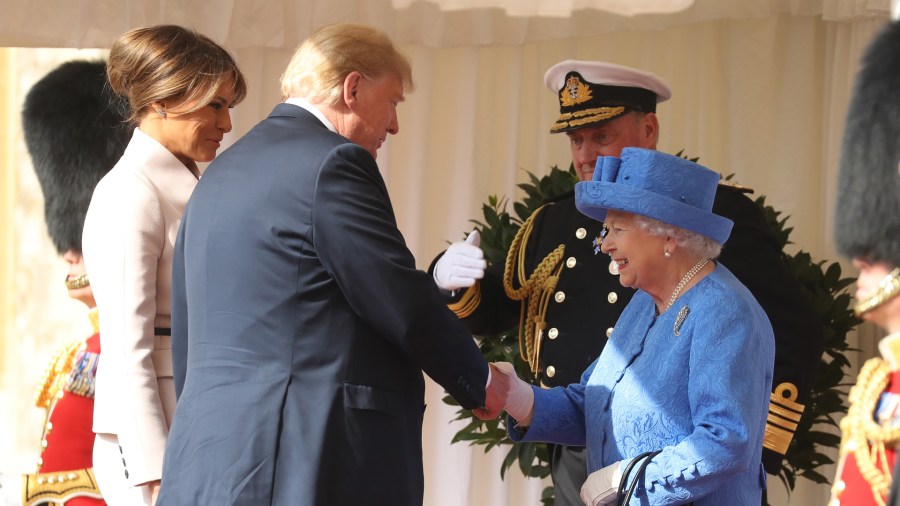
433, 230, 486, 291
580, 460, 623, 506
492, 361, 535, 425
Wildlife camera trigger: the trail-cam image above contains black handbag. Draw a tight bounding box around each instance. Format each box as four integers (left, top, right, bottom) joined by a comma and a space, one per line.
615, 450, 696, 505
615, 450, 662, 506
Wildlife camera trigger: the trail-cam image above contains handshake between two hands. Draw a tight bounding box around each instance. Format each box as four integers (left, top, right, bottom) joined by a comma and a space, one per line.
472, 362, 534, 423
439, 232, 636, 505
471, 364, 623, 506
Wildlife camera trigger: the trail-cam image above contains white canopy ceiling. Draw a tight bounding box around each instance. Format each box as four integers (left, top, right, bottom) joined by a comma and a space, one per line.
0, 0, 890, 49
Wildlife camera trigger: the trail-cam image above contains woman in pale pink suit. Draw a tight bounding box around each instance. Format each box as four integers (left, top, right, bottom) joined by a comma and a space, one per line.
82, 25, 246, 506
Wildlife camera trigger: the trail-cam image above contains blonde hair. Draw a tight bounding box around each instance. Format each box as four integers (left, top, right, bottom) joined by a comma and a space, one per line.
280, 23, 413, 104
107, 25, 247, 124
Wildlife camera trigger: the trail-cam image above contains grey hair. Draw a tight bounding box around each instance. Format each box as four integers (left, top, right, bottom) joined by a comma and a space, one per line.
632, 214, 723, 259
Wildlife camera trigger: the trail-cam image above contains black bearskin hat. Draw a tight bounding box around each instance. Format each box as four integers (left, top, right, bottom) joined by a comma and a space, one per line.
835, 21, 900, 267
22, 60, 130, 255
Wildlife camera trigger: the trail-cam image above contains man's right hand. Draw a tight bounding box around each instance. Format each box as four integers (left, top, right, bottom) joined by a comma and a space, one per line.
433, 230, 486, 291
474, 361, 535, 424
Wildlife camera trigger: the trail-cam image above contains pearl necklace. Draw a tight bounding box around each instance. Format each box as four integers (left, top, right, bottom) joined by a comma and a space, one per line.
665, 258, 709, 312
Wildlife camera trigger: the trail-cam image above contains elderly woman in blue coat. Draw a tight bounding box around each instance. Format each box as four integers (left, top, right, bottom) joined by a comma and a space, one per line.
492, 148, 775, 505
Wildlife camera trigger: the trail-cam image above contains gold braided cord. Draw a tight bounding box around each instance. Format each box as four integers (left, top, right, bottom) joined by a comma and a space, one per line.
503, 204, 566, 373
838, 357, 900, 505
34, 339, 84, 409
855, 268, 900, 317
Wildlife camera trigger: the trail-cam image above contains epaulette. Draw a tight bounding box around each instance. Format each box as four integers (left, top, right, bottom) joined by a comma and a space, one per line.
717, 178, 754, 194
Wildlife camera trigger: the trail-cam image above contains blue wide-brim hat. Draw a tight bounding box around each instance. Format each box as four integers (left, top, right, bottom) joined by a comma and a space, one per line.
575, 148, 733, 244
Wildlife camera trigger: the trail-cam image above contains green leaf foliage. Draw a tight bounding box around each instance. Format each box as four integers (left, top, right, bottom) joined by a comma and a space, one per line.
443, 164, 859, 505
753, 195, 862, 495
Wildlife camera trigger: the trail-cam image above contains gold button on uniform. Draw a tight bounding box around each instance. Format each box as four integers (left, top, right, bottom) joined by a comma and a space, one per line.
606, 327, 614, 338
554, 291, 566, 303
45, 421, 53, 431
607, 292, 618, 304
546, 366, 556, 377
41, 439, 48, 448
566, 257, 577, 268
548, 328, 559, 340
575, 228, 587, 239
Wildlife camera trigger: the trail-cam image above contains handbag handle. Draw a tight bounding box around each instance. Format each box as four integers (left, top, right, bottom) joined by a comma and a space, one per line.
616, 450, 662, 506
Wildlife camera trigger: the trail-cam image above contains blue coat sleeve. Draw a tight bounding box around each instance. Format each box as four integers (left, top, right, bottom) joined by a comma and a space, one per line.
507, 362, 594, 446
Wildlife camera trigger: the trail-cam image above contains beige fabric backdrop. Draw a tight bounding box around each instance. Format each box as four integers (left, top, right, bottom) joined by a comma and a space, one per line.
0, 2, 892, 504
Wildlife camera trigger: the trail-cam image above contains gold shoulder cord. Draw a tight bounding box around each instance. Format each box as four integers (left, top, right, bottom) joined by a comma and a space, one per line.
34, 339, 83, 409
836, 357, 900, 505
503, 203, 566, 374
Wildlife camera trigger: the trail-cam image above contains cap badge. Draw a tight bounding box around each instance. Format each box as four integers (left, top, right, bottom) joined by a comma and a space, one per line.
561, 75, 593, 107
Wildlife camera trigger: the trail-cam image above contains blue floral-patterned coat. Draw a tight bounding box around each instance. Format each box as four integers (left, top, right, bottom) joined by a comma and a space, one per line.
510, 263, 774, 505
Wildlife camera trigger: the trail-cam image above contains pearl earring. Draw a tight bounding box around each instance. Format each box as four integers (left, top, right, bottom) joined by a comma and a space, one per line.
664, 249, 671, 258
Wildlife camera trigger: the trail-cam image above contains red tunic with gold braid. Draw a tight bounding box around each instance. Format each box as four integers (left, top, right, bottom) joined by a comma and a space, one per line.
831, 333, 900, 506
23, 309, 105, 506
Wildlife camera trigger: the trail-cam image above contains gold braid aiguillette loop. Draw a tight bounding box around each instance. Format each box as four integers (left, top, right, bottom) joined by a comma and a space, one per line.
839, 357, 900, 505
503, 204, 565, 374
34, 339, 83, 409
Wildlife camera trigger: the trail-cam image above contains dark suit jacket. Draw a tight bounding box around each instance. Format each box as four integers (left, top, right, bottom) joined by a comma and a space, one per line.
158, 104, 488, 506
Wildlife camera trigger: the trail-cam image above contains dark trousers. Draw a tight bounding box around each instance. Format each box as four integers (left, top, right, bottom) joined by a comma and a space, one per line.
548, 443, 588, 506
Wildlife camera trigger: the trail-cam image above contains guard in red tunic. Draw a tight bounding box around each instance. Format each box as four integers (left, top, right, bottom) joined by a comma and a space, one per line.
19, 59, 129, 506
830, 20, 900, 506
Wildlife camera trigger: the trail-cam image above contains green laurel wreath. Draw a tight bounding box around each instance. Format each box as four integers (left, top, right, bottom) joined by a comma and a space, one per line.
441, 163, 860, 504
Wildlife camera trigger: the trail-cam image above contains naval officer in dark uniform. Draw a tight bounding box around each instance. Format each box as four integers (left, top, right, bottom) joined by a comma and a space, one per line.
431, 60, 825, 505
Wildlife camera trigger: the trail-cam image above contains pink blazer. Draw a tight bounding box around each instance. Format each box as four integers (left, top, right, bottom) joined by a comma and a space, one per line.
82, 128, 197, 487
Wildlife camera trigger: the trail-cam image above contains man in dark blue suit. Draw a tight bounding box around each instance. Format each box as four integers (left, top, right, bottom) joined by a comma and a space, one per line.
158, 23, 505, 506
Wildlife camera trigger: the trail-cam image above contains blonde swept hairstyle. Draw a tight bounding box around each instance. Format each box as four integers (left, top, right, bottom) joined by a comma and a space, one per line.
107, 25, 248, 125
280, 23, 413, 105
